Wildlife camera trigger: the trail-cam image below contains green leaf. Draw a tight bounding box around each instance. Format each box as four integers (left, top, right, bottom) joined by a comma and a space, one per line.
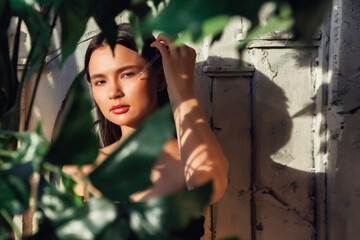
46, 71, 98, 166
202, 15, 230, 38
0, 225, 12, 240
129, 181, 212, 240
0, 162, 32, 216
9, 0, 52, 81
0, 163, 32, 219
0, 208, 22, 238
0, 161, 33, 214
0, 1, 15, 117
0, 133, 16, 166
60, 173, 84, 207
0, 125, 49, 171
129, 0, 151, 20
173, 15, 230, 46
89, 104, 175, 202
0, 161, 33, 184
141, 0, 263, 36
129, 11, 144, 54
39, 178, 117, 240
0, 175, 29, 214
91, 0, 130, 51
37, 178, 74, 222
141, 0, 329, 48
58, 0, 91, 65
35, 0, 62, 11
237, 2, 294, 50
58, 0, 129, 64
97, 217, 130, 240
289, 0, 330, 39
56, 197, 117, 240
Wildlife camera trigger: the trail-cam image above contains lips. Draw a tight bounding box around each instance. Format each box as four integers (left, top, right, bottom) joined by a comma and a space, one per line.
110, 104, 130, 114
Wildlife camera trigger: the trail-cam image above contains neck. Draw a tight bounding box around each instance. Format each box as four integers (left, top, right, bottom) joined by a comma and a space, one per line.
119, 125, 137, 142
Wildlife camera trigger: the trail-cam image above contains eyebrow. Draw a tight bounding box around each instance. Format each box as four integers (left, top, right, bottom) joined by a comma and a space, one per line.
90, 65, 141, 80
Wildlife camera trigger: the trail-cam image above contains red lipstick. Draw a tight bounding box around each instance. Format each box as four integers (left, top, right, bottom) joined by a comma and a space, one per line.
110, 104, 130, 114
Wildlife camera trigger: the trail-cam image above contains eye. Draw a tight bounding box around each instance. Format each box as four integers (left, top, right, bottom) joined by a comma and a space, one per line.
121, 72, 136, 79
94, 80, 106, 86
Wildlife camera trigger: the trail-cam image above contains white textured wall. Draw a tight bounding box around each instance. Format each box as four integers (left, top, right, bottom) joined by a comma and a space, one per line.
192, 14, 324, 239
326, 0, 360, 239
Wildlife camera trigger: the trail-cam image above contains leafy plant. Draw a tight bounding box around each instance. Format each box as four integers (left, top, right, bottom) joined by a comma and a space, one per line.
0, 0, 330, 239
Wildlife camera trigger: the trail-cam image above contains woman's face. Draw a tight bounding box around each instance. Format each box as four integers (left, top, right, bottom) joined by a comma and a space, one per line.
88, 44, 160, 128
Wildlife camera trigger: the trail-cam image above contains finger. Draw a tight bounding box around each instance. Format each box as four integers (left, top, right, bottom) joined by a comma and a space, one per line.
156, 33, 177, 45
151, 40, 170, 59
156, 34, 180, 55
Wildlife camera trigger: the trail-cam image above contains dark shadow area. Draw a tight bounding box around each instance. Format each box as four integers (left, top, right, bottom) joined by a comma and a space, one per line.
196, 56, 324, 240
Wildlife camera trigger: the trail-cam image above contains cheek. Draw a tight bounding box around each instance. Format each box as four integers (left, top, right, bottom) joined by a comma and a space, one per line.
92, 88, 107, 111
128, 80, 157, 102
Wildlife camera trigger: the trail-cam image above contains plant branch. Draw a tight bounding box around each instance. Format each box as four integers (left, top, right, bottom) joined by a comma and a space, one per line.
0, 150, 14, 158
12, 19, 22, 84
0, 19, 24, 132
2, 34, 38, 132
24, 13, 58, 131
23, 173, 40, 236
0, 210, 22, 238
46, 36, 94, 66
14, 32, 38, 121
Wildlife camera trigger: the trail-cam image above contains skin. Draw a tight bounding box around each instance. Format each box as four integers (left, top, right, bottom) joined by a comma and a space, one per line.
63, 36, 228, 204
89, 44, 161, 139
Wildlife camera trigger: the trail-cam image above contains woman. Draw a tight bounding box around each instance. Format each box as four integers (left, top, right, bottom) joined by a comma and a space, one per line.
63, 23, 228, 230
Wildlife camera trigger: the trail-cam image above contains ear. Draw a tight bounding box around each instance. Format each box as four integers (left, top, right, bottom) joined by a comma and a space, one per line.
157, 68, 167, 91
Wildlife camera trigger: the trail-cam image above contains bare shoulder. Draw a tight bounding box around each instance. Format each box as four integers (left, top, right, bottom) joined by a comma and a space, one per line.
97, 141, 121, 165
130, 138, 185, 201
71, 141, 121, 176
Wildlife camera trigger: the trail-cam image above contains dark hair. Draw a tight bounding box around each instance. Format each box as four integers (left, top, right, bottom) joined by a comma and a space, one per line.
84, 23, 169, 147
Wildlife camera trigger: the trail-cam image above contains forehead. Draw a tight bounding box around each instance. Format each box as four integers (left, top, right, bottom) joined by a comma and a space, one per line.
88, 44, 146, 75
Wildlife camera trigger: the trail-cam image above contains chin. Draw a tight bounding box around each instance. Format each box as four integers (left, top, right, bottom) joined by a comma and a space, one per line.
109, 115, 145, 128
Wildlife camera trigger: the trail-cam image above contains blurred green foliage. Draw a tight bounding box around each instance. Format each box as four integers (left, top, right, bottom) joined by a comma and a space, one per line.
0, 0, 329, 239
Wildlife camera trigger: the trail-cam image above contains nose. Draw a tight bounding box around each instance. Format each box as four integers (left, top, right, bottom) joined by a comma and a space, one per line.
108, 79, 124, 99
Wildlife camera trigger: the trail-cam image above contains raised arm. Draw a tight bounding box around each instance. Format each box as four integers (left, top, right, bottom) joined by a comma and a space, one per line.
151, 36, 228, 204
